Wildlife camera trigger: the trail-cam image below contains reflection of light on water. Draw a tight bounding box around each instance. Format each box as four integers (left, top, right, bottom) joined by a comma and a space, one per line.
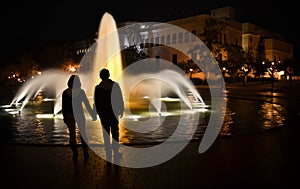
123, 106, 207, 121
4, 108, 19, 114
1, 94, 291, 146
258, 102, 286, 130
6, 111, 19, 115
220, 109, 235, 136
124, 115, 143, 121
192, 103, 209, 109
3, 108, 15, 111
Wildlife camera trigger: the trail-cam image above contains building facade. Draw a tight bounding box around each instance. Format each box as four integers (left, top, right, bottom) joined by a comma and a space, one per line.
144, 6, 293, 68
74, 6, 294, 78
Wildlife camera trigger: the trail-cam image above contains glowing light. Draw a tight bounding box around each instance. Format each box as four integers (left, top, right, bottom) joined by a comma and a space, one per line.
43, 98, 55, 101
69, 67, 76, 72
36, 114, 59, 118
160, 97, 181, 102
4, 108, 20, 115
124, 115, 143, 121
7, 110, 20, 115
4, 108, 18, 112
0, 105, 12, 108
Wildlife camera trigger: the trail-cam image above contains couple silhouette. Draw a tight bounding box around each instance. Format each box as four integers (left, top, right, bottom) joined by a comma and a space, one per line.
62, 68, 124, 163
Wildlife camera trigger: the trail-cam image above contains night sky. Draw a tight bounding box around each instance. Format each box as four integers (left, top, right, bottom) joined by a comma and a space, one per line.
1, 0, 298, 60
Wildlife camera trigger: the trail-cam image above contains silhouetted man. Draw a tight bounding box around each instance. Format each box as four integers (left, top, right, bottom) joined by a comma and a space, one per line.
94, 68, 124, 163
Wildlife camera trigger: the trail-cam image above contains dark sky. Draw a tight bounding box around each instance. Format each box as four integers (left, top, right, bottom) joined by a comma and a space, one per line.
1, 0, 298, 60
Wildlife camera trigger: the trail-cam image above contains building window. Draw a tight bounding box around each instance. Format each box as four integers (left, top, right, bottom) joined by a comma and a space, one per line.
172, 33, 177, 44
178, 32, 183, 43
184, 32, 189, 43
161, 35, 165, 45
167, 34, 171, 45
155, 37, 159, 46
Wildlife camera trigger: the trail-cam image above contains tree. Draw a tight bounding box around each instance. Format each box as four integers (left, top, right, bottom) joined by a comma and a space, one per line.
199, 17, 225, 63
177, 59, 199, 74
255, 34, 267, 77
223, 44, 246, 82
37, 43, 75, 70
121, 45, 148, 68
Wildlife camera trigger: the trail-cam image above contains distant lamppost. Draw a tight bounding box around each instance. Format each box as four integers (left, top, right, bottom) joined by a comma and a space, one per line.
262, 61, 265, 82
241, 64, 249, 87
222, 67, 226, 76
267, 61, 276, 93
189, 68, 193, 79
287, 62, 293, 88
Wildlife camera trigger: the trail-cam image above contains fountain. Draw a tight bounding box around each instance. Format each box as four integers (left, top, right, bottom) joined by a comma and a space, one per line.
8, 12, 206, 118
9, 69, 69, 115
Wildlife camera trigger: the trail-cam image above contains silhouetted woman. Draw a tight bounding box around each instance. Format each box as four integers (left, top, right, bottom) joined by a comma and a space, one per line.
62, 75, 97, 161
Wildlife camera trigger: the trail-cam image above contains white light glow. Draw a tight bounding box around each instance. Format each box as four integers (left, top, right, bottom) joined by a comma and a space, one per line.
36, 114, 56, 118
160, 97, 181, 102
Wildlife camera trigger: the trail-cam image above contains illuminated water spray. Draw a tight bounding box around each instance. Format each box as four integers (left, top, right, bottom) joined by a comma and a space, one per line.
8, 12, 206, 117
90, 12, 124, 95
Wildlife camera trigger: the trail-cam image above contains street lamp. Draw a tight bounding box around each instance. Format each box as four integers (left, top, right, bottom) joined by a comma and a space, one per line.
241, 64, 249, 87
267, 61, 276, 93
189, 68, 193, 79
261, 61, 265, 82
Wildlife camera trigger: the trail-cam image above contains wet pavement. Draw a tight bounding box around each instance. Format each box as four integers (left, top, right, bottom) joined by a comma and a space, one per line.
1, 80, 300, 189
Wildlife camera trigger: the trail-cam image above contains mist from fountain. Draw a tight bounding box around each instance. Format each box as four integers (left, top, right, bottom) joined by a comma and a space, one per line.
121, 59, 205, 116
9, 69, 69, 115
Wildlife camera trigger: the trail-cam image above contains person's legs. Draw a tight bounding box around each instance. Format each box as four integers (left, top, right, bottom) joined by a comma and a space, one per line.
111, 120, 121, 163
101, 120, 112, 162
111, 122, 119, 143
77, 116, 89, 160
66, 116, 78, 161
80, 135, 89, 160
69, 127, 78, 160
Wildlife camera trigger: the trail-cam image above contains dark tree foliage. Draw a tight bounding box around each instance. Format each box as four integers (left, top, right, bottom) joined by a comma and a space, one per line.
254, 34, 267, 77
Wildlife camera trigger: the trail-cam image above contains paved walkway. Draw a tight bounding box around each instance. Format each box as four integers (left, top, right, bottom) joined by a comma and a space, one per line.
2, 80, 300, 189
